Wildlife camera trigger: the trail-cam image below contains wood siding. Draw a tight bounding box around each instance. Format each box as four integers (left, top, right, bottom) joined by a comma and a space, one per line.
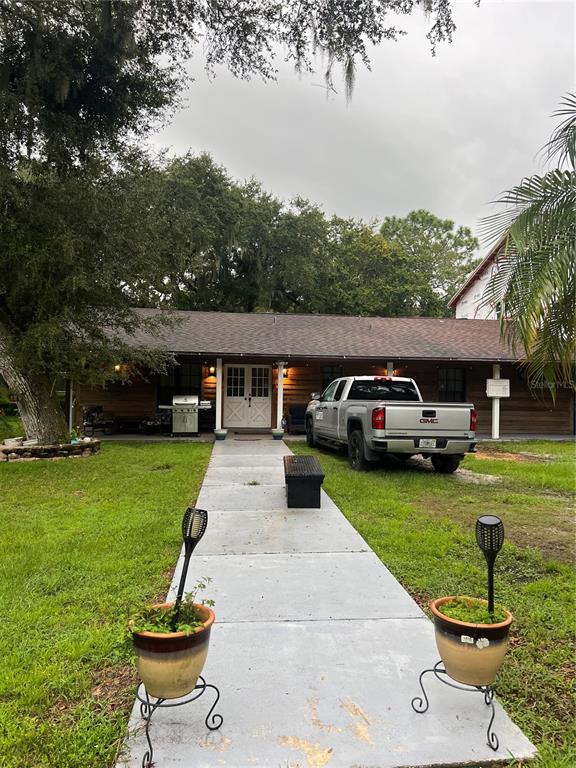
75, 377, 158, 421
280, 360, 573, 435
76, 357, 574, 435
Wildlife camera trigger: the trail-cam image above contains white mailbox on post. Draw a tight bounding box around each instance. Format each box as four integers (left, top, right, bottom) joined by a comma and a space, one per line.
486, 379, 510, 398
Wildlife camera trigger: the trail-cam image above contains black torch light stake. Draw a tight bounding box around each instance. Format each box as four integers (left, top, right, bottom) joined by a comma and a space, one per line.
475, 515, 505, 615
171, 508, 208, 630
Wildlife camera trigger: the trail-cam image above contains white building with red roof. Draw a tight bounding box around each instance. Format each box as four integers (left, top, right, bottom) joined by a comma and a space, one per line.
448, 240, 504, 320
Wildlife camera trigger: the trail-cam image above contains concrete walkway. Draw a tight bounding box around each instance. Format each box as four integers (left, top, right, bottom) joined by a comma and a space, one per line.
119, 437, 536, 768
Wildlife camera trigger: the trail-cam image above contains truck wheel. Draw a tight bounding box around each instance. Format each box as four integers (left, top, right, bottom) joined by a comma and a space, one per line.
431, 455, 461, 474
306, 417, 316, 447
349, 430, 371, 471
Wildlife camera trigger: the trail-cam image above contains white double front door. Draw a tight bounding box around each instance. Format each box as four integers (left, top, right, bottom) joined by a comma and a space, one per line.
223, 365, 272, 429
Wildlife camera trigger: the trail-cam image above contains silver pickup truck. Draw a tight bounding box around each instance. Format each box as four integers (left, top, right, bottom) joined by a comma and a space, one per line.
305, 375, 476, 473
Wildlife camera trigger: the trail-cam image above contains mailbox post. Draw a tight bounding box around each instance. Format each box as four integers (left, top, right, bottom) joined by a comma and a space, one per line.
486, 364, 510, 439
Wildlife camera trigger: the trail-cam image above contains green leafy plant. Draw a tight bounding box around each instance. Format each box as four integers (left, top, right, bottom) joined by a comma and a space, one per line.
129, 578, 214, 635
438, 596, 508, 624
481, 93, 576, 395
69, 428, 79, 441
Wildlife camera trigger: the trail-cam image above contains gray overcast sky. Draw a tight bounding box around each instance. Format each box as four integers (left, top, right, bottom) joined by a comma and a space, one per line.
151, 0, 575, 250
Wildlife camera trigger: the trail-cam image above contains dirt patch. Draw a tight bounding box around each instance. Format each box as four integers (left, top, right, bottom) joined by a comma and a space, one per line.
91, 664, 138, 712
418, 494, 575, 566
50, 664, 138, 725
475, 450, 553, 463
410, 592, 433, 614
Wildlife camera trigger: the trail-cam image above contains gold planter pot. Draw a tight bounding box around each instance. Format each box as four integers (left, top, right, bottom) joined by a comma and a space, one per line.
431, 597, 513, 686
131, 603, 214, 699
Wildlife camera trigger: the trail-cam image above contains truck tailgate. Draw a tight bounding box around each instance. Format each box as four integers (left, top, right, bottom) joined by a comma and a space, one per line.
383, 402, 473, 435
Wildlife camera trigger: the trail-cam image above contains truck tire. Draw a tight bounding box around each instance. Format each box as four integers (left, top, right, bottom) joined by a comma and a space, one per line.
306, 416, 316, 447
431, 455, 461, 474
349, 430, 371, 471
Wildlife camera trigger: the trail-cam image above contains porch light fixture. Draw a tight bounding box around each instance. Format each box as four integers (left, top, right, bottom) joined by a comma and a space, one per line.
208, 366, 215, 375
476, 515, 505, 614
114, 364, 122, 372
283, 367, 289, 378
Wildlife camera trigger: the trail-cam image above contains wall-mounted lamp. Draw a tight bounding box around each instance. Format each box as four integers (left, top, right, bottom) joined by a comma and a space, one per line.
283, 367, 289, 378
208, 366, 216, 375
114, 364, 122, 372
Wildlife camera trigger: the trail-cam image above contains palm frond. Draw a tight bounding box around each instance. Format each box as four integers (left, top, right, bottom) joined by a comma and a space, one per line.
480, 105, 576, 398
542, 92, 576, 170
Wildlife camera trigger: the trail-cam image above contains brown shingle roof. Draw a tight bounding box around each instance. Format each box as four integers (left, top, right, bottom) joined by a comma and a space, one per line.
129, 309, 519, 362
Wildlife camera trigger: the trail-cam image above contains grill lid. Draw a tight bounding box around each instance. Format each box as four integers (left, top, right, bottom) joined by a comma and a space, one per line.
172, 394, 199, 406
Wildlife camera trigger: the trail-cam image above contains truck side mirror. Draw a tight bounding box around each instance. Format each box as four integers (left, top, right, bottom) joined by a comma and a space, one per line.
311, 392, 321, 401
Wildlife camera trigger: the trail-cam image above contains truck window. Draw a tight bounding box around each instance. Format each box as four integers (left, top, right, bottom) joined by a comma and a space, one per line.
334, 380, 347, 401
347, 380, 420, 401
321, 380, 340, 402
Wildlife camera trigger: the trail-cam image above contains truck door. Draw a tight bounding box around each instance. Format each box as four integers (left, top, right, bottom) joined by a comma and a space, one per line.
314, 379, 339, 438
321, 379, 347, 440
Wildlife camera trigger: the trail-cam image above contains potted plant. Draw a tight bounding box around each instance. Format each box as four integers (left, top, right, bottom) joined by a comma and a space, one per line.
430, 595, 513, 686
430, 515, 513, 686
129, 579, 215, 699
129, 507, 214, 699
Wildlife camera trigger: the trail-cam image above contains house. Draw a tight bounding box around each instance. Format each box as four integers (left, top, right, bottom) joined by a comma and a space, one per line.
73, 310, 575, 437
448, 240, 503, 319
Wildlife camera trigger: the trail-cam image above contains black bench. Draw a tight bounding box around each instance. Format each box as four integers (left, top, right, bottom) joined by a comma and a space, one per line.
283, 455, 325, 508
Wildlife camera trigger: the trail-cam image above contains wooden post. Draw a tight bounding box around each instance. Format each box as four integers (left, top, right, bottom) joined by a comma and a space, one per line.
277, 362, 285, 430
215, 358, 223, 430
492, 363, 500, 440
68, 379, 74, 432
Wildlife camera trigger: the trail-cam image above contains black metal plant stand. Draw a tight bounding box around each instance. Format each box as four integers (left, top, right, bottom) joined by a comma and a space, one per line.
136, 676, 223, 768
411, 661, 499, 751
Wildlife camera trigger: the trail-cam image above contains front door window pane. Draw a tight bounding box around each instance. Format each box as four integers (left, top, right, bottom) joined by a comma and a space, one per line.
227, 367, 245, 397
251, 367, 270, 398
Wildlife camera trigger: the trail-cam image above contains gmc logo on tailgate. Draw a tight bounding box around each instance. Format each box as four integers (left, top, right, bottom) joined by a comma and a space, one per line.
420, 418, 438, 423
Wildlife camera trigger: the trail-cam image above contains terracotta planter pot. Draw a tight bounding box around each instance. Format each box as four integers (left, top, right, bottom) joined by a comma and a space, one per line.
431, 596, 513, 686
130, 603, 215, 699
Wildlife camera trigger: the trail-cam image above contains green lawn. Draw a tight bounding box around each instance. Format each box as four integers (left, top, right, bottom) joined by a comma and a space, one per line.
292, 440, 576, 768
0, 415, 24, 441
1, 437, 574, 766
0, 442, 212, 768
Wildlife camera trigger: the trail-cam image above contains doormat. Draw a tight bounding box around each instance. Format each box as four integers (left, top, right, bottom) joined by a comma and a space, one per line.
233, 435, 265, 441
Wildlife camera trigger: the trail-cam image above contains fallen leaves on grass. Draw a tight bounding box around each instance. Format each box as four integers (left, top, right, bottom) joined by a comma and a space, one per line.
91, 664, 138, 712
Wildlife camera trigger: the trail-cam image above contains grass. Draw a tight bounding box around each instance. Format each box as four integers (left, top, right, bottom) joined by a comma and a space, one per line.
464, 441, 576, 495
292, 440, 576, 767
0, 415, 24, 441
0, 442, 212, 768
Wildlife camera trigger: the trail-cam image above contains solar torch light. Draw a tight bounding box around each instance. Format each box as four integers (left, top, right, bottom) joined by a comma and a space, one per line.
475, 515, 505, 616
171, 508, 208, 630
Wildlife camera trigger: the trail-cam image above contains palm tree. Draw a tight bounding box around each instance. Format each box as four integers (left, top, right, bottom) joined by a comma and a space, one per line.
481, 94, 575, 399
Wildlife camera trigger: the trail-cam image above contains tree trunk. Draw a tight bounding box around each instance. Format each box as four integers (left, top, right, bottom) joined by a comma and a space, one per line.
0, 321, 69, 443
